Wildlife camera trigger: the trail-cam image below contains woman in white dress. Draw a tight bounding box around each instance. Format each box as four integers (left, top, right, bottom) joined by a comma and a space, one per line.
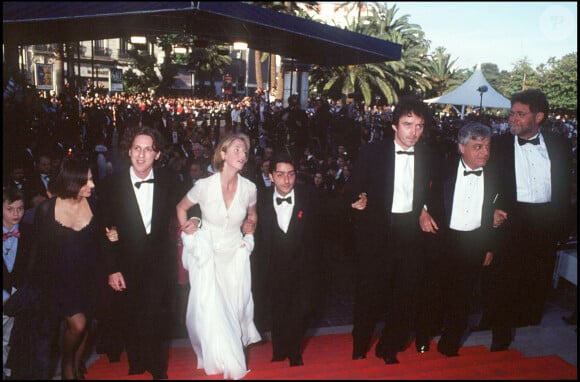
176, 133, 261, 380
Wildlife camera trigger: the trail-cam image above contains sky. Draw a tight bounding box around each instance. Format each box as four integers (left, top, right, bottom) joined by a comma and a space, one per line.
391, 2, 577, 71
318, 2, 577, 72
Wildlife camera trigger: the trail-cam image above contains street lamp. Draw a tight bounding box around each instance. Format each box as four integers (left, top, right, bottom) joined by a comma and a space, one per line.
233, 41, 249, 96
477, 85, 488, 115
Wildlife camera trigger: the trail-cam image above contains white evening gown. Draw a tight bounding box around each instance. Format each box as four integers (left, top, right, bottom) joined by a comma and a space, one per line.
181, 173, 261, 380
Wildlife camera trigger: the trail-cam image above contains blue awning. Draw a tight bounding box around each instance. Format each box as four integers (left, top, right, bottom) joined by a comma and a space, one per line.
3, 1, 401, 66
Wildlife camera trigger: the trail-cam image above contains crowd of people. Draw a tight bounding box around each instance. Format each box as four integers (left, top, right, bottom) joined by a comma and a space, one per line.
3, 82, 577, 380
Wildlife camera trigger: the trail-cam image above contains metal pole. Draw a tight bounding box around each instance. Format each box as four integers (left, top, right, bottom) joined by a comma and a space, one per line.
244, 48, 249, 97
91, 40, 95, 85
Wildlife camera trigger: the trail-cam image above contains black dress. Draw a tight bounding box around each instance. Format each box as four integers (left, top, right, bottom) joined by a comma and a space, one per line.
51, 213, 99, 317
6, 197, 100, 379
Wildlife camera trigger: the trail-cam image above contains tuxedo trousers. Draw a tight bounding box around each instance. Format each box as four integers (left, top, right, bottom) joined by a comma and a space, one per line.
353, 212, 423, 356
487, 202, 558, 345
435, 228, 487, 352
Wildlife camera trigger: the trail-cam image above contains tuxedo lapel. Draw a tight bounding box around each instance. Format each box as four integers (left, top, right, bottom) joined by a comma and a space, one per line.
261, 188, 276, 238
150, 172, 163, 235
442, 159, 459, 226
383, 141, 396, 210
285, 187, 304, 239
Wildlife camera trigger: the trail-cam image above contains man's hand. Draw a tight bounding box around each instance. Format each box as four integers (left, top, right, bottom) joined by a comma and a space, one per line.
420, 209, 439, 233
108, 272, 126, 292
493, 209, 508, 228
483, 251, 493, 267
351, 193, 368, 210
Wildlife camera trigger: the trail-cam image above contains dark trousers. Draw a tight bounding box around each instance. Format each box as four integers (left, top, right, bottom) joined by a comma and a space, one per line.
268, 224, 312, 360
353, 212, 422, 356
487, 202, 558, 346
436, 228, 487, 353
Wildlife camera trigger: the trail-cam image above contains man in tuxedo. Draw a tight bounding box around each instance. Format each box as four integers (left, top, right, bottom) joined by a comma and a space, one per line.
254, 159, 272, 190
344, 96, 435, 364
415, 122, 497, 357
253, 152, 322, 367
24, 153, 51, 207
99, 125, 180, 379
484, 89, 572, 352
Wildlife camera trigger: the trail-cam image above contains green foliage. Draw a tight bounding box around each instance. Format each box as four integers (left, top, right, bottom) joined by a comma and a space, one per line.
538, 53, 577, 113
122, 68, 144, 94
125, 45, 160, 93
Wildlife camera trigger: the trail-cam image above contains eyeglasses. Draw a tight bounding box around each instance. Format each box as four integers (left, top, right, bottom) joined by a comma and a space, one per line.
509, 111, 532, 118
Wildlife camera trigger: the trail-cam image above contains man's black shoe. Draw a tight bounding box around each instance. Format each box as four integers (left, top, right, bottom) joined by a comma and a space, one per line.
437, 343, 459, 357
289, 356, 304, 367
382, 354, 400, 365
490, 342, 510, 352
128, 367, 146, 375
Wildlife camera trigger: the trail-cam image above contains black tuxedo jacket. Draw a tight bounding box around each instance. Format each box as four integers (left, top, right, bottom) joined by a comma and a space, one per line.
254, 184, 322, 285
24, 172, 49, 202
252, 184, 322, 321
254, 172, 271, 189
426, 155, 499, 253
489, 132, 571, 237
343, 140, 435, 251
99, 167, 180, 300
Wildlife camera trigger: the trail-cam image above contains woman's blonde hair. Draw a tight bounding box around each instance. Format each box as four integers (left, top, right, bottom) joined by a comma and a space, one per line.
212, 133, 251, 172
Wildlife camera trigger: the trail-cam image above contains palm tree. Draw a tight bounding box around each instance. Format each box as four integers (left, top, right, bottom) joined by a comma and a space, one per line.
423, 46, 465, 98
309, 3, 432, 105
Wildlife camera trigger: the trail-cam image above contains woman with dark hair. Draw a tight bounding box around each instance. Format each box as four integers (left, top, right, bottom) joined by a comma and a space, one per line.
15, 156, 100, 379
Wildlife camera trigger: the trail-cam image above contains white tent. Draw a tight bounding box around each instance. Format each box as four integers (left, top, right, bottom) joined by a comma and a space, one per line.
425, 64, 511, 119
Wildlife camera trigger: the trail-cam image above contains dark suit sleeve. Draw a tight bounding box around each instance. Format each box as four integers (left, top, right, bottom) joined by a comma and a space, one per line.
97, 175, 121, 276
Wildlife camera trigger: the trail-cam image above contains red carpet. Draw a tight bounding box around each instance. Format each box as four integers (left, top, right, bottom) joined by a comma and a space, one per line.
85, 333, 577, 380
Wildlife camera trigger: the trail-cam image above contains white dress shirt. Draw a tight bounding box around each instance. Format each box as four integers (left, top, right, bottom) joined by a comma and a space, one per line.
450, 159, 484, 231
391, 142, 414, 213
514, 134, 552, 203
130, 167, 155, 234
273, 189, 295, 233
262, 173, 272, 187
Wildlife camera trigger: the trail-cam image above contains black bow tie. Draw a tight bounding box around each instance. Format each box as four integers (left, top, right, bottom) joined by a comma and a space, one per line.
396, 150, 415, 155
518, 136, 540, 146
276, 196, 292, 205
134, 178, 155, 189
464, 170, 483, 176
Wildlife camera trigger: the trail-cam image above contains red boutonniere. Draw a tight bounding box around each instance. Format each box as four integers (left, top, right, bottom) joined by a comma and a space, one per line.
297, 210, 304, 219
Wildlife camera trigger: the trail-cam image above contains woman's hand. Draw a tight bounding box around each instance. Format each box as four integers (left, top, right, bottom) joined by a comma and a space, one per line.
242, 218, 256, 235
105, 226, 118, 242
181, 217, 201, 235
